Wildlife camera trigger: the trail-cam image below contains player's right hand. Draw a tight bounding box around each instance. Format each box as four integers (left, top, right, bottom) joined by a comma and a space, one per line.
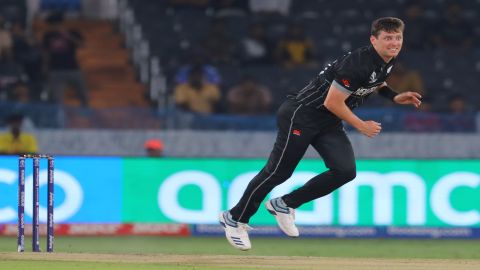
358, 120, 382, 138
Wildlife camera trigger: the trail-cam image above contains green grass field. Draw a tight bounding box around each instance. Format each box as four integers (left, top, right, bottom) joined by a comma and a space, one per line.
1, 236, 480, 269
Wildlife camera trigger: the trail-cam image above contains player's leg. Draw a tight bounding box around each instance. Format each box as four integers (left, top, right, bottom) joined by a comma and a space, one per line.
229, 101, 313, 224
221, 100, 312, 250
282, 126, 356, 208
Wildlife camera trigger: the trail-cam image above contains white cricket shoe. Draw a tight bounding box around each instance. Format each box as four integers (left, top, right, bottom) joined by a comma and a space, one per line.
219, 211, 252, 251
266, 197, 299, 237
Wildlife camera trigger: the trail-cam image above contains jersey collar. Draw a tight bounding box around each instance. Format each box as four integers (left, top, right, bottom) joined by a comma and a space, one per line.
368, 45, 395, 66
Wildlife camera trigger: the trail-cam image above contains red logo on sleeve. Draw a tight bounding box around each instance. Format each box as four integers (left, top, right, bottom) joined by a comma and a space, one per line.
293, 129, 301, 136
342, 79, 350, 88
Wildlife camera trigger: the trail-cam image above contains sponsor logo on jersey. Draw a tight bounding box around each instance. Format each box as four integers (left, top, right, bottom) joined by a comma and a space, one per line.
341, 79, 350, 88
354, 86, 378, 96
293, 129, 301, 136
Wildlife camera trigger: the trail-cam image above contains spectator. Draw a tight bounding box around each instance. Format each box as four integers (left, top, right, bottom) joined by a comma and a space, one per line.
447, 93, 469, 114
11, 22, 44, 102
443, 93, 475, 132
0, 16, 25, 101
275, 23, 317, 68
42, 12, 89, 107
144, 138, 164, 157
8, 84, 30, 103
240, 23, 273, 66
0, 113, 38, 155
249, 0, 291, 16
174, 66, 221, 114
175, 51, 221, 85
386, 62, 425, 95
227, 76, 272, 114
201, 19, 238, 65
0, 57, 26, 102
0, 16, 12, 61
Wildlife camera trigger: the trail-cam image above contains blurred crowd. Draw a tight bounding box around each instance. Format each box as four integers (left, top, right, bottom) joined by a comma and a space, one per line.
0, 10, 87, 107
142, 0, 480, 119
0, 0, 478, 133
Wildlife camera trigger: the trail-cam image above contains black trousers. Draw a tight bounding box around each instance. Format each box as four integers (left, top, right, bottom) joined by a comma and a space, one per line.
230, 99, 357, 223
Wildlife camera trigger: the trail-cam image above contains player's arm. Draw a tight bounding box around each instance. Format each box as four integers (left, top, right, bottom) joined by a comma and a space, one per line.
378, 82, 422, 108
324, 84, 381, 138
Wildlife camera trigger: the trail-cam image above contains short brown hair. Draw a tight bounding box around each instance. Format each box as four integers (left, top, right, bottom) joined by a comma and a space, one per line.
371, 17, 405, 37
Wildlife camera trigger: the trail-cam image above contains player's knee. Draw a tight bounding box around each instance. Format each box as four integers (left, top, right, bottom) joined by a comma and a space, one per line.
345, 169, 357, 181
335, 168, 356, 183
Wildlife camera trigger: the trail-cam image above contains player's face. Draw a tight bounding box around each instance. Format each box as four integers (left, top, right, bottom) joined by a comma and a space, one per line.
370, 30, 403, 62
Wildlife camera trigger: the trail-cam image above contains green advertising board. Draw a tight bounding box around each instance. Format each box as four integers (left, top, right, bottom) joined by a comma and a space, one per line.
123, 159, 480, 227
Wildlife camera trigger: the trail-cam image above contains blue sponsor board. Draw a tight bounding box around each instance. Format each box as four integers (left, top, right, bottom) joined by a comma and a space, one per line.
195, 224, 286, 237
193, 225, 480, 239
382, 227, 479, 239
0, 156, 123, 223
55, 157, 123, 223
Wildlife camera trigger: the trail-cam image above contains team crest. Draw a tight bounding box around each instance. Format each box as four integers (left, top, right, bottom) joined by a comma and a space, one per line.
369, 71, 377, 83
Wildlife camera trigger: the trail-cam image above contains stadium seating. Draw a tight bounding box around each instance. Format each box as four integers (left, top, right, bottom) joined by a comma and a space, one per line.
126, 0, 479, 112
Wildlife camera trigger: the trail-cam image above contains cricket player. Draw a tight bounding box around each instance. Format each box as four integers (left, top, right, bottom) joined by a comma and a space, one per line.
220, 17, 422, 250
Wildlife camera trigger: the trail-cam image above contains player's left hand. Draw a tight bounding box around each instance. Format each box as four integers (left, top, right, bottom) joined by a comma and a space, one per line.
393, 91, 422, 108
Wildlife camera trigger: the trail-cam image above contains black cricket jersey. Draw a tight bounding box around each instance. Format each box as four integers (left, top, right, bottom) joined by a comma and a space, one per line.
289, 45, 396, 112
